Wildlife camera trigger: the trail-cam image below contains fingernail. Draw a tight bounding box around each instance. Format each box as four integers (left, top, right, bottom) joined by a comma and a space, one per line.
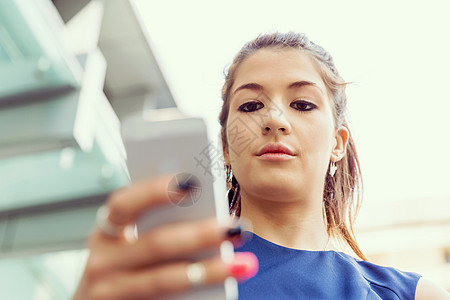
227, 252, 259, 282
177, 178, 196, 191
224, 218, 253, 248
225, 224, 242, 238
177, 182, 191, 191
176, 174, 198, 191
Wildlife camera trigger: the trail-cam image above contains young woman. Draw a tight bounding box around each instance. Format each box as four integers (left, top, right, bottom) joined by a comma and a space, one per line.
74, 32, 449, 299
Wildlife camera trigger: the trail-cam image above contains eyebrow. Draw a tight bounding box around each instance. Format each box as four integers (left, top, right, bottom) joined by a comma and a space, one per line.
232, 83, 263, 96
232, 80, 323, 96
288, 81, 317, 90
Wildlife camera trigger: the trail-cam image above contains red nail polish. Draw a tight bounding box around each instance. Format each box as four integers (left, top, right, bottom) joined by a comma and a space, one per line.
228, 252, 259, 282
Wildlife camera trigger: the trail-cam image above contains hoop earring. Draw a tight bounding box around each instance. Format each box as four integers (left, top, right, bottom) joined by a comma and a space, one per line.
225, 165, 233, 189
229, 182, 239, 211
226, 165, 233, 185
225, 165, 240, 212
329, 161, 337, 177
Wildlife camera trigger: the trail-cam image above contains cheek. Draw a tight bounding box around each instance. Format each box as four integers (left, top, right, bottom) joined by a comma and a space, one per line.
300, 115, 335, 161
225, 114, 259, 159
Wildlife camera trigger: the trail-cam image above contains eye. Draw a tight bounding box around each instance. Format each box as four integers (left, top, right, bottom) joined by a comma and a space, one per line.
238, 101, 264, 113
290, 100, 317, 112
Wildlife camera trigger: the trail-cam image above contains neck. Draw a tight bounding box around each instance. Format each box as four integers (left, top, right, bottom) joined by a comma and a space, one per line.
239, 189, 330, 251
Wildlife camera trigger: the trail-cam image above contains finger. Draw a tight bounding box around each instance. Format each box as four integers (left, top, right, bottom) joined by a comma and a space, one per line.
87, 217, 245, 274
90, 252, 258, 300
123, 217, 244, 269
107, 175, 179, 226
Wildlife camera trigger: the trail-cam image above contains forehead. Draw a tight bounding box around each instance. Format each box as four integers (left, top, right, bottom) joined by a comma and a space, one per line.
232, 48, 327, 94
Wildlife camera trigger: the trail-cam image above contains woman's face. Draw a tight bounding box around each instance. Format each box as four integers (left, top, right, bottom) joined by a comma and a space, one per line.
224, 48, 348, 202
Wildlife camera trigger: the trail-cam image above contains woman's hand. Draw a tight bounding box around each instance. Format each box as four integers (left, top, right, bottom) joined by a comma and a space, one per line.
73, 175, 258, 300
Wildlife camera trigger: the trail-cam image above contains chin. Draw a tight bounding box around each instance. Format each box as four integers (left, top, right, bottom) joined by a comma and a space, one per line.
243, 174, 303, 200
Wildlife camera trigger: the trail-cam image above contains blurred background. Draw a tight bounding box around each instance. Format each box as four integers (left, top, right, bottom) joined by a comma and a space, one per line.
0, 0, 449, 298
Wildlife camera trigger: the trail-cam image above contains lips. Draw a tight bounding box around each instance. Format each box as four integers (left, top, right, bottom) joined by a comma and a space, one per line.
256, 143, 296, 156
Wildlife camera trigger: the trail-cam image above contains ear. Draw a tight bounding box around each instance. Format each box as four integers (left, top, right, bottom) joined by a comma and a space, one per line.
331, 126, 349, 162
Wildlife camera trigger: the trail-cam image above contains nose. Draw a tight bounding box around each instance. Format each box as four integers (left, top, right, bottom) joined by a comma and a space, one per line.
261, 110, 291, 135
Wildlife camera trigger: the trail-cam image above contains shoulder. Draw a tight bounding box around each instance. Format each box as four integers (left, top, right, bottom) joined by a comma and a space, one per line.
354, 257, 421, 285
336, 252, 422, 299
344, 253, 449, 300
415, 277, 450, 300
336, 252, 421, 285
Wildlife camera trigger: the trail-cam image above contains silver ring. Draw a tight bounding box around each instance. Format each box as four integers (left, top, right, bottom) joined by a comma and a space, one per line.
186, 262, 206, 288
96, 205, 137, 242
96, 205, 121, 237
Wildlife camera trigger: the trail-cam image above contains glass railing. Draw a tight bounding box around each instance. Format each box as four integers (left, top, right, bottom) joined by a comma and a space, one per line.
0, 249, 89, 299
0, 53, 129, 211
0, 0, 82, 103
0, 0, 129, 252
0, 137, 129, 212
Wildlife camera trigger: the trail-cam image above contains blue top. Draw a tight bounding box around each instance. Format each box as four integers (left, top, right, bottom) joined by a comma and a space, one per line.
236, 232, 421, 300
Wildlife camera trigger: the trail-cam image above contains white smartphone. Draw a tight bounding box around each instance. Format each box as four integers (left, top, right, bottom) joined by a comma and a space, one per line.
121, 109, 237, 300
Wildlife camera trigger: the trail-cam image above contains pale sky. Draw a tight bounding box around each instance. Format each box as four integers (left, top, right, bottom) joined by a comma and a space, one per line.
133, 0, 450, 206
